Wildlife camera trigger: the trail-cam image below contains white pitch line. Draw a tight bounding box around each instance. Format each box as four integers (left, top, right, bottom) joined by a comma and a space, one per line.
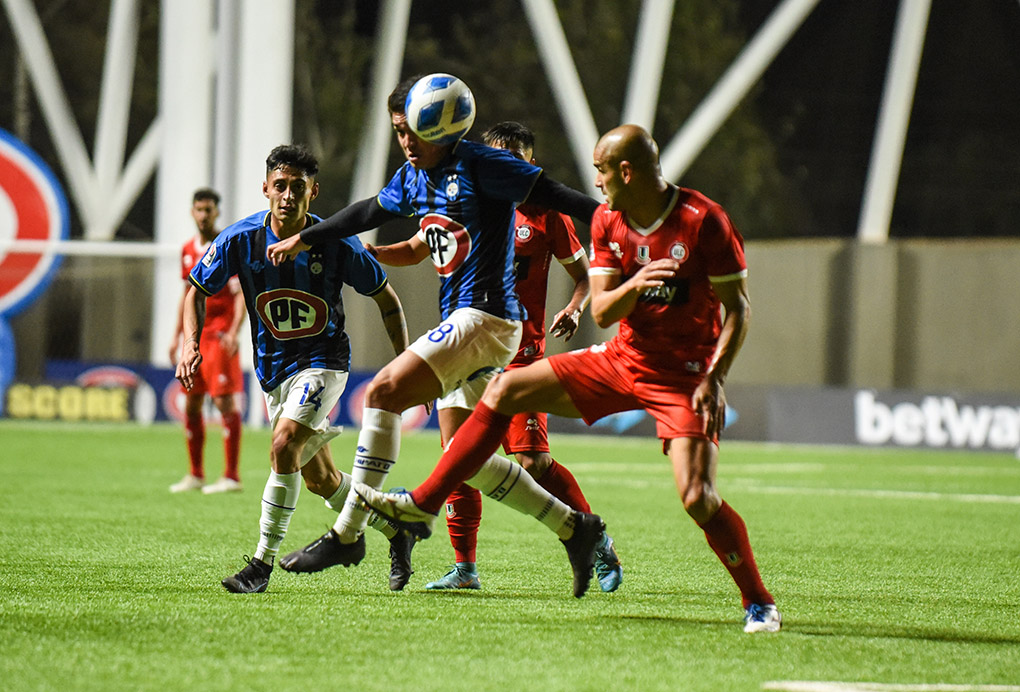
764, 682, 1020, 692
730, 483, 1020, 505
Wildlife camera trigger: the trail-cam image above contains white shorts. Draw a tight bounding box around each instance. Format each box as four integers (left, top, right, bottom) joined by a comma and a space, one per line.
408, 307, 522, 411
263, 369, 349, 457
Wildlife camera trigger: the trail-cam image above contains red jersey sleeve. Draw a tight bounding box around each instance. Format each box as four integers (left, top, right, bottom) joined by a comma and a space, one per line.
699, 205, 747, 280
547, 212, 585, 263
589, 206, 623, 275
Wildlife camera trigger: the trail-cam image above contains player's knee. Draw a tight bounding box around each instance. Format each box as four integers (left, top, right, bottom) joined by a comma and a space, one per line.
518, 452, 551, 479
270, 428, 303, 470
680, 483, 720, 523
482, 372, 518, 411
364, 372, 404, 410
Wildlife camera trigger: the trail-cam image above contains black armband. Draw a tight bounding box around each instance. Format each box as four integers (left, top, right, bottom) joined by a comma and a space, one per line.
524, 173, 599, 225
300, 197, 397, 244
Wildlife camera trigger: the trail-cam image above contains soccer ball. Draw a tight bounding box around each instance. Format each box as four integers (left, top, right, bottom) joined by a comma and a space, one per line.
404, 73, 476, 145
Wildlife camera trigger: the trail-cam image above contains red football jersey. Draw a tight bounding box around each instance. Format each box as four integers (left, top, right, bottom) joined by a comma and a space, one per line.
181, 235, 239, 334
589, 186, 747, 367
512, 203, 586, 361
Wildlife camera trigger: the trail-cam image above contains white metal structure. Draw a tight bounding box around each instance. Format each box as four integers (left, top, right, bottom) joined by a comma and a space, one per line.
1, 0, 932, 359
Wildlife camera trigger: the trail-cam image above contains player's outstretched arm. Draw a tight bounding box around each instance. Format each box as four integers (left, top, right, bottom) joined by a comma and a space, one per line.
525, 174, 599, 225
268, 197, 398, 265
364, 235, 430, 267
175, 285, 208, 391
266, 233, 310, 266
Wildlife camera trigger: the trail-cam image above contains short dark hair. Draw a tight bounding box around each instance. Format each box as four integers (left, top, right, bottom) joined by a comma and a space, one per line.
481, 121, 535, 153
388, 73, 427, 115
192, 187, 220, 205
266, 144, 319, 177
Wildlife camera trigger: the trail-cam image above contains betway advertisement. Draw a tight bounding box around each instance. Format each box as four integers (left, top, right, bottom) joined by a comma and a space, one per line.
767, 387, 1020, 454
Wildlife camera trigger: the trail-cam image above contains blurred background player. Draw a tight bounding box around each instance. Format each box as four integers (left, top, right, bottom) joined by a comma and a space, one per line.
267, 76, 608, 598
176, 145, 411, 593
168, 188, 245, 494
357, 125, 781, 631
421, 121, 622, 592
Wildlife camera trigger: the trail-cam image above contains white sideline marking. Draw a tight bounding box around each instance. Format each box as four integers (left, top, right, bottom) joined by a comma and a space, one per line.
728, 483, 1020, 505
764, 682, 1020, 692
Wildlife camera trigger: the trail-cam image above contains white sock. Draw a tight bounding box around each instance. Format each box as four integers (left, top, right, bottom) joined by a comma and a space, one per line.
323, 471, 352, 512
334, 408, 401, 542
467, 454, 575, 540
323, 471, 395, 538
254, 470, 301, 563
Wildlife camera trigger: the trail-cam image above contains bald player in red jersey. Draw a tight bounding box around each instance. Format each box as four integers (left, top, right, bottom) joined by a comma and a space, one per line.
356, 125, 781, 632
169, 188, 245, 494
428, 122, 622, 593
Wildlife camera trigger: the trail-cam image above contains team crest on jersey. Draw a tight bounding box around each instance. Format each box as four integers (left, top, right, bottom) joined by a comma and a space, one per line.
670, 242, 689, 263
255, 288, 329, 340
636, 245, 651, 264
516, 224, 534, 242
445, 174, 460, 200
201, 245, 216, 267
421, 213, 471, 277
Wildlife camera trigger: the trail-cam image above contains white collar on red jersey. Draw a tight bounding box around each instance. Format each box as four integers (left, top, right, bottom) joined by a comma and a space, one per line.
629, 186, 679, 237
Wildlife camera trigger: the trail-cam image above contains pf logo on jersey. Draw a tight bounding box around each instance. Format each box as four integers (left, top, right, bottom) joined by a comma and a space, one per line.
421, 213, 471, 277
255, 288, 329, 340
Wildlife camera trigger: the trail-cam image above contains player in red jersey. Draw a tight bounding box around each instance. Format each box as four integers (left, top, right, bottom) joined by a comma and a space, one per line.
169, 188, 246, 494
356, 125, 781, 632
425, 122, 622, 592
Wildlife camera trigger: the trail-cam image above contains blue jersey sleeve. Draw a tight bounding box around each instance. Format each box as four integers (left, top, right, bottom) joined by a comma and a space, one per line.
463, 141, 542, 202
339, 236, 389, 297
378, 166, 417, 217
188, 228, 236, 296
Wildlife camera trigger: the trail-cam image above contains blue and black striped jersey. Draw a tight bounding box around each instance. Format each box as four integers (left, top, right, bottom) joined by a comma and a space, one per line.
189, 211, 389, 392
377, 139, 541, 321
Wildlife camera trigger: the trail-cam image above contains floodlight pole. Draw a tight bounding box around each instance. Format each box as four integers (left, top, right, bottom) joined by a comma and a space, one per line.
351, 0, 413, 246
856, 0, 932, 244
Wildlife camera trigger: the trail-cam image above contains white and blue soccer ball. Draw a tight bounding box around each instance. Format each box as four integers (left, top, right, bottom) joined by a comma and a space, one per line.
404, 73, 476, 145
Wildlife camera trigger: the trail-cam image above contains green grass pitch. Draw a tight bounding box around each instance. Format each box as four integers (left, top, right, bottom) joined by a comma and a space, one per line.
1, 420, 1018, 692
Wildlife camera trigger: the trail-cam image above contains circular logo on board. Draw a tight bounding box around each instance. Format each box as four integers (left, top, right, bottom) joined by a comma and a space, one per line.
0, 128, 69, 317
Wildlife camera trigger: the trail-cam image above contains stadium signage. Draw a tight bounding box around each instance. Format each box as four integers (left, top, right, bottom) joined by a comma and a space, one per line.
0, 129, 68, 316
763, 387, 1020, 454
854, 390, 1020, 453
5, 383, 131, 422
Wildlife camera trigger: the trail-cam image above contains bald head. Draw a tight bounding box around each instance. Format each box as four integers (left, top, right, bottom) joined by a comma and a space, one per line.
593, 125, 672, 224
594, 124, 660, 175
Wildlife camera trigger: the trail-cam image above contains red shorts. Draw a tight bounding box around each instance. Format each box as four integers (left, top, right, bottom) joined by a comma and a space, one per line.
500, 355, 549, 454
547, 338, 714, 444
191, 335, 244, 398
502, 411, 550, 454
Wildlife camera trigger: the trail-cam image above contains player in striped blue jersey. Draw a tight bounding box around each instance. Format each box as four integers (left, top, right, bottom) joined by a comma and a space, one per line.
176, 145, 412, 594
267, 76, 608, 597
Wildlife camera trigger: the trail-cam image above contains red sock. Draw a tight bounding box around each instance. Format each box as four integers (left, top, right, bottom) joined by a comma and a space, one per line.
537, 460, 590, 513
445, 484, 482, 563
412, 402, 512, 514
185, 414, 205, 478
221, 411, 242, 481
699, 501, 773, 608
